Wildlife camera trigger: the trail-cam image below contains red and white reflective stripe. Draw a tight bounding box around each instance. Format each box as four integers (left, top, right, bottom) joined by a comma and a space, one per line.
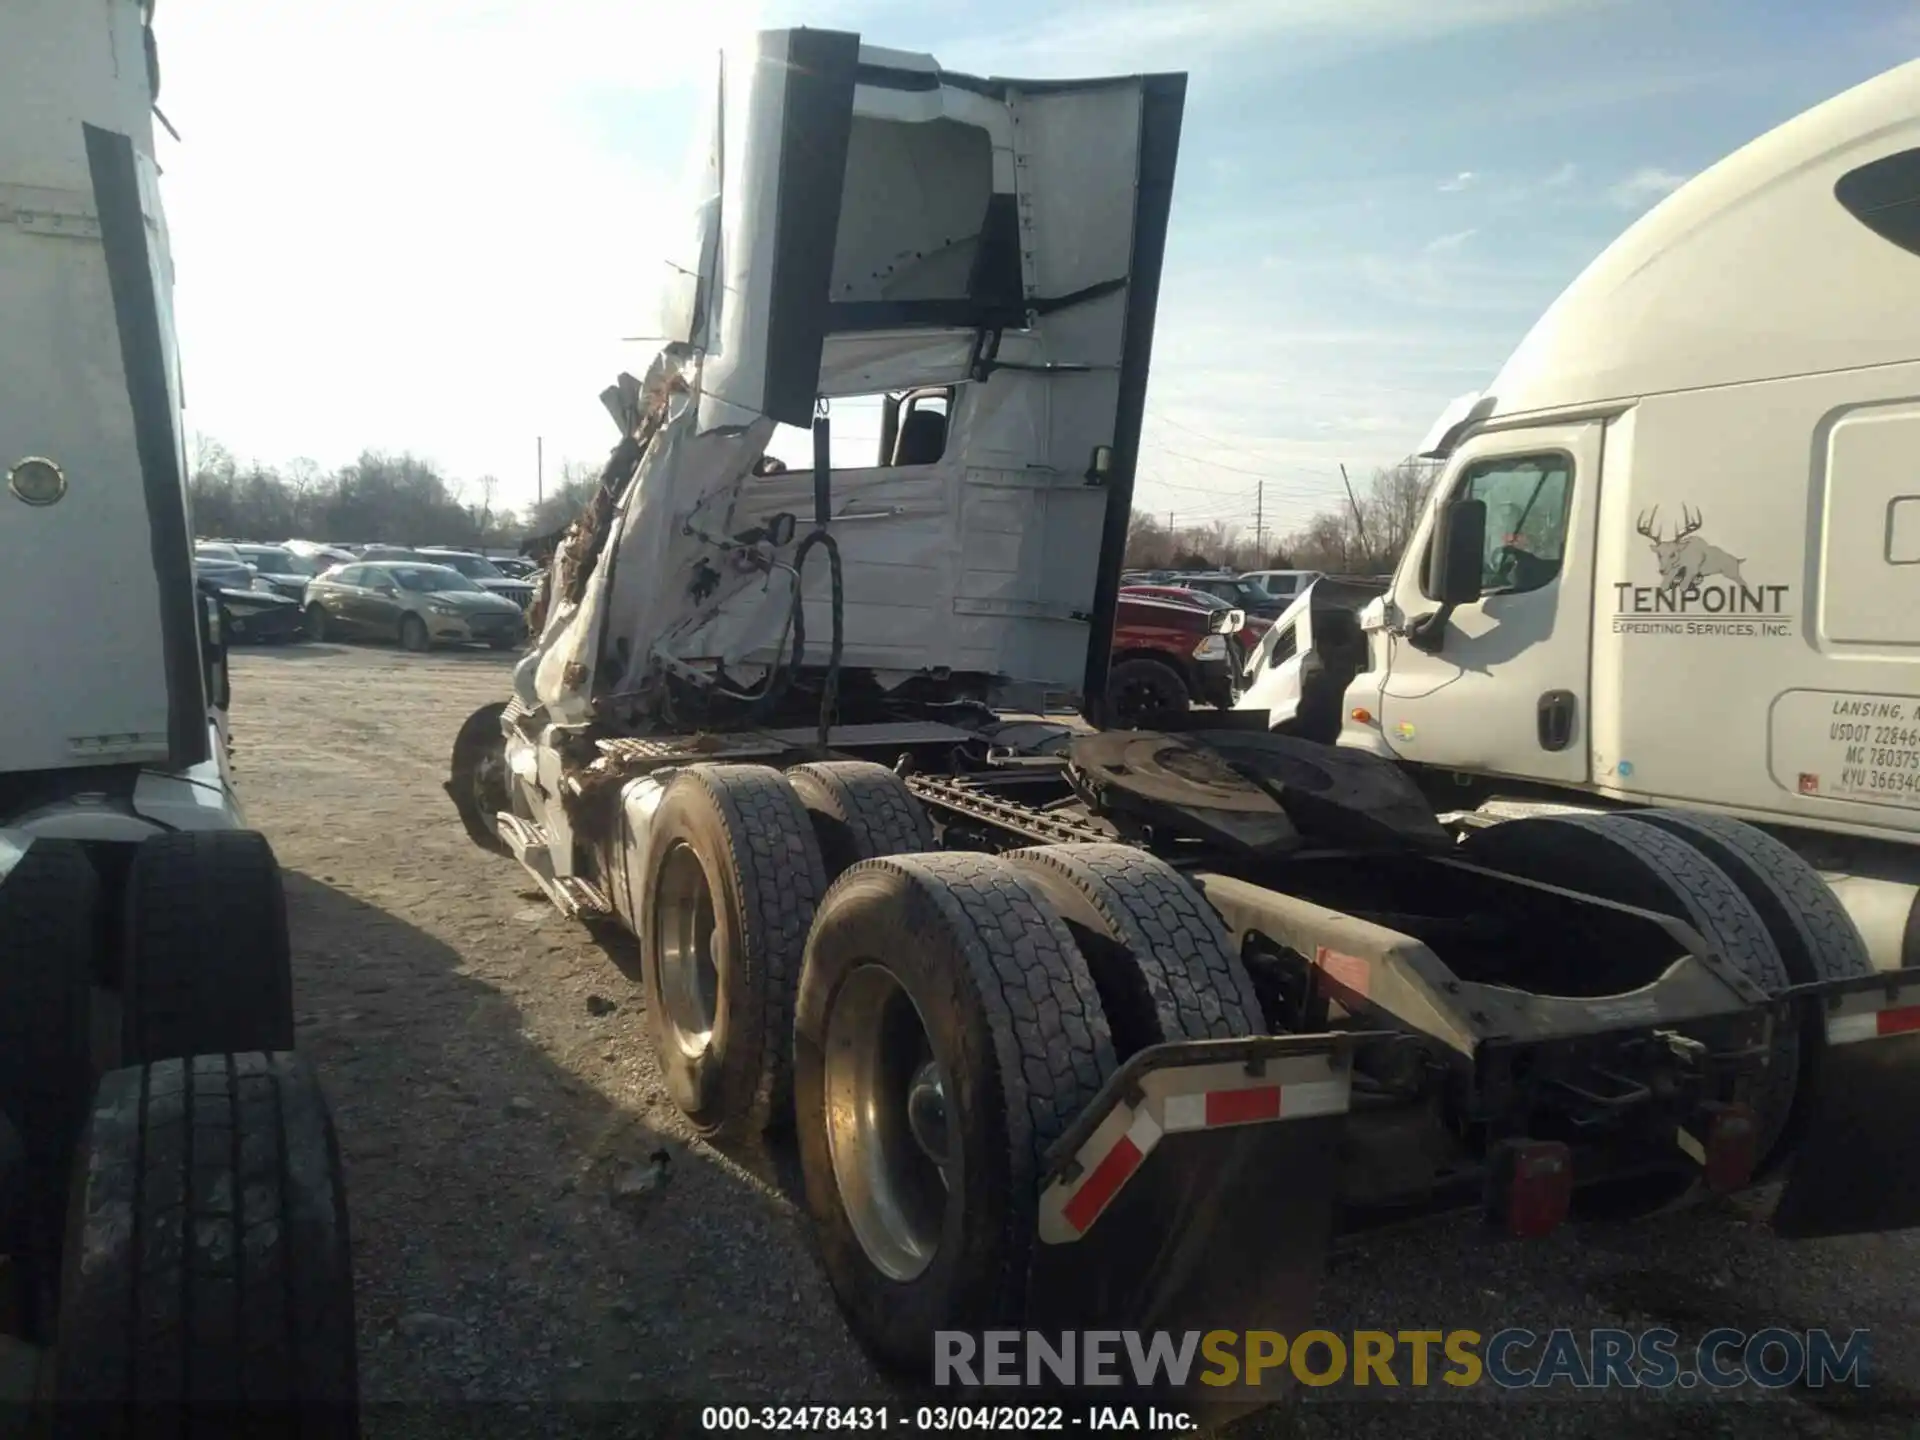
1161, 1078, 1346, 1132
1060, 1108, 1164, 1234
1057, 1078, 1346, 1235
1827, 1004, 1920, 1045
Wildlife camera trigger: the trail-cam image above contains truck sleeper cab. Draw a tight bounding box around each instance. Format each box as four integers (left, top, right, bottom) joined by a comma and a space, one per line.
1239, 60, 1920, 978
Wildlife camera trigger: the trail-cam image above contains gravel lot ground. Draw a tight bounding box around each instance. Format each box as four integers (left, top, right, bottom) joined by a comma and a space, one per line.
232, 642, 1920, 1438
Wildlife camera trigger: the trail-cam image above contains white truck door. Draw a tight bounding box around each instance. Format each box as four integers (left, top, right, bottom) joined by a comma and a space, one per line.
1377, 421, 1603, 784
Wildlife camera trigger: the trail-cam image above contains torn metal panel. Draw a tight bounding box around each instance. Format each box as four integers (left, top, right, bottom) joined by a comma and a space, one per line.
518, 31, 1186, 735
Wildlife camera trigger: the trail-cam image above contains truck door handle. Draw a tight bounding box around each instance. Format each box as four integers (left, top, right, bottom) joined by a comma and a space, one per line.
1538, 690, 1576, 752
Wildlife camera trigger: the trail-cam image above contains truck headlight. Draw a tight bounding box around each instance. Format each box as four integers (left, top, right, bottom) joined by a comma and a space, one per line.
1191, 635, 1227, 660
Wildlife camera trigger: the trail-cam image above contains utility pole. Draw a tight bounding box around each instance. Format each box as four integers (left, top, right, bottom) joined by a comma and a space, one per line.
1254, 481, 1264, 560
1340, 463, 1372, 570
536, 436, 544, 509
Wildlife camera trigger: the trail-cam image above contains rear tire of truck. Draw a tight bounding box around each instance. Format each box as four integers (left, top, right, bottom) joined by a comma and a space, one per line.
793, 853, 1117, 1375
1632, 809, 1874, 1171
51, 1053, 358, 1434
0, 838, 97, 1338
1460, 813, 1799, 1172
122, 831, 297, 1066
785, 762, 935, 880
1104, 657, 1191, 730
1002, 843, 1265, 1054
640, 765, 827, 1142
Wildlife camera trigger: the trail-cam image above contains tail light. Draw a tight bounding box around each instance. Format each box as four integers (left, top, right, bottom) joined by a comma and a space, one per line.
1490, 1139, 1572, 1238
1702, 1103, 1757, 1193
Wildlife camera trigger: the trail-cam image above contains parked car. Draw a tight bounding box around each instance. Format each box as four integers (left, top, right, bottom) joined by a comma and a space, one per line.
1238, 568, 1324, 605
231, 543, 321, 601
192, 569, 306, 644
1104, 589, 1245, 724
413, 548, 537, 609
303, 561, 528, 651
285, 539, 358, 573
193, 540, 254, 578
356, 546, 535, 609
1123, 582, 1269, 646
1166, 570, 1295, 620
192, 554, 254, 590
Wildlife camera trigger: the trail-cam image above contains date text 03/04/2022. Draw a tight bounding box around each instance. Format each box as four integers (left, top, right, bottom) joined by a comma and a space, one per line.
699, 1406, 1193, 1432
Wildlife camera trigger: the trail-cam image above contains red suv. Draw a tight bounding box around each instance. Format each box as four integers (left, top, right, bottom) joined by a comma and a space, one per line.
1104, 588, 1246, 726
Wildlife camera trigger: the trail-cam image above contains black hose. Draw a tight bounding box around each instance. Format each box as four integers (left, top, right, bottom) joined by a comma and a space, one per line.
748, 528, 843, 741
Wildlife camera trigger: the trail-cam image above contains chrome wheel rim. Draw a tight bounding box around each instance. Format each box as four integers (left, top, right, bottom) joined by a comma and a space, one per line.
654, 842, 721, 1057
824, 963, 951, 1282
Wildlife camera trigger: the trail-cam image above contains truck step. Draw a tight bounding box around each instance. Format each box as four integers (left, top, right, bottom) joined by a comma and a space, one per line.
554, 876, 613, 920
495, 812, 548, 863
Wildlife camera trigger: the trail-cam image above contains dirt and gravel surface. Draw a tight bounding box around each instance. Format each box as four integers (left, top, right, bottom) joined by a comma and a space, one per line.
232, 642, 1920, 1438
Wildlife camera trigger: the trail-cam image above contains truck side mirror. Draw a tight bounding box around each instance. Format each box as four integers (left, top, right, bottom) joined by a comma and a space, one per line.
1407, 497, 1486, 654
200, 592, 231, 711
1431, 497, 1487, 606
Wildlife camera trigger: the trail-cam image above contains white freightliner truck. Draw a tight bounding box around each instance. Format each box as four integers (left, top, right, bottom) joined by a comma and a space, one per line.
449, 34, 1920, 1417
0, 2, 356, 1427
1241, 59, 1920, 977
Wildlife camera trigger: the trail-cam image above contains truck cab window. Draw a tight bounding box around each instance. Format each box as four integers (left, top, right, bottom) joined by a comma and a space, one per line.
1452, 453, 1573, 596
759, 389, 952, 475
1836, 148, 1920, 258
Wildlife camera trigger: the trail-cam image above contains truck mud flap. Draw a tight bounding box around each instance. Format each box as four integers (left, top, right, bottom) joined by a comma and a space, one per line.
1773, 966, 1920, 1239
1027, 1033, 1352, 1415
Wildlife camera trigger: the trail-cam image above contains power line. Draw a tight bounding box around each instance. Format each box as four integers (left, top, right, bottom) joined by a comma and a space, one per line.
1143, 441, 1346, 483
1131, 471, 1260, 502
1144, 410, 1346, 477
1146, 409, 1341, 474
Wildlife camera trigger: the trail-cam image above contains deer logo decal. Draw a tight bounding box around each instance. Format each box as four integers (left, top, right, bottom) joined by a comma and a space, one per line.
1635, 505, 1745, 589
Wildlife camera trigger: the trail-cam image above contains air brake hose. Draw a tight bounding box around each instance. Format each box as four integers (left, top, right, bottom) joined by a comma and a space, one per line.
810, 404, 842, 746
748, 405, 844, 743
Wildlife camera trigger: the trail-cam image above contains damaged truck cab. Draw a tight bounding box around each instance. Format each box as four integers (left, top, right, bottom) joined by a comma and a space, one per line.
515, 32, 1174, 737
453, 33, 1920, 1418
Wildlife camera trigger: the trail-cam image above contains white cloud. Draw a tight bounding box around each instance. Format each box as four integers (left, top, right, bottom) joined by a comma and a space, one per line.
1424, 228, 1478, 253
1607, 166, 1691, 208
1543, 161, 1578, 188
1438, 171, 1477, 192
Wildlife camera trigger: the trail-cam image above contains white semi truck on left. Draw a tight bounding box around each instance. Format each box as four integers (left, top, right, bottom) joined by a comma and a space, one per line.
0, 3, 358, 1429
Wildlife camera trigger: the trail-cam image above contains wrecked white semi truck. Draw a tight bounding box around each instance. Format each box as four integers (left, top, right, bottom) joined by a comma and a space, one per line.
0, 1, 357, 1425
449, 32, 1920, 1413
1241, 59, 1920, 980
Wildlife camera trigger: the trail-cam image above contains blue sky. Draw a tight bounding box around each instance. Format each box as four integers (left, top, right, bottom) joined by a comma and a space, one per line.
155, 0, 1915, 536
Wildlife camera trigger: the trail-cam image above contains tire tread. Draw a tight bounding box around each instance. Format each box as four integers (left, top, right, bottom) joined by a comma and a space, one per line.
1003, 843, 1263, 1046
53, 1053, 357, 1436
124, 831, 296, 1065
786, 762, 934, 875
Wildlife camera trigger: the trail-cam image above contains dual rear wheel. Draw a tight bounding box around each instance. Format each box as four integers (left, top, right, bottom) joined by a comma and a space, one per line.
633, 761, 1264, 1374
0, 832, 356, 1428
